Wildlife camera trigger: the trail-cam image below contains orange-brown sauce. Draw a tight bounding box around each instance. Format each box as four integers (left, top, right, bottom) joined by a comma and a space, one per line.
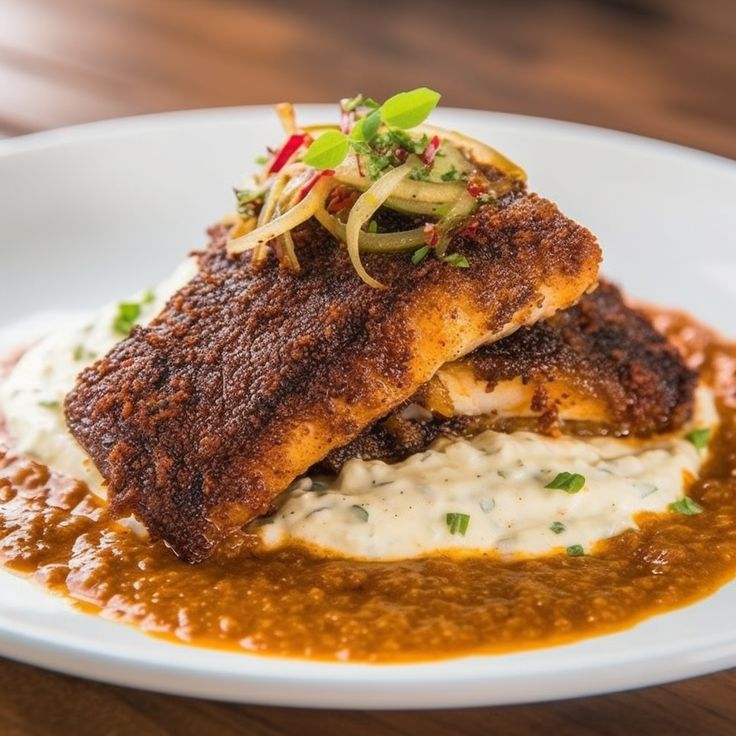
1, 310, 735, 663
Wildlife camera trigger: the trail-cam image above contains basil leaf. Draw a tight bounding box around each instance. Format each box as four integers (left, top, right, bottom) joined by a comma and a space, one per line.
302, 130, 349, 169
381, 87, 441, 129
550, 521, 566, 535
566, 544, 585, 557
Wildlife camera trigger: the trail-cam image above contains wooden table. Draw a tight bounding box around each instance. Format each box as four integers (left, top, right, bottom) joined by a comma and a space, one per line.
0, 0, 734, 732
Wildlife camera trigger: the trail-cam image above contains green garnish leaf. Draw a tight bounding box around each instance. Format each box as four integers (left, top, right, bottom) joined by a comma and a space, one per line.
302, 130, 349, 169
342, 93, 379, 112
351, 108, 381, 143
142, 289, 155, 305
546, 472, 586, 494
351, 504, 369, 522
550, 521, 566, 535
669, 496, 704, 516
381, 87, 441, 129
446, 512, 470, 536
566, 544, 585, 557
255, 154, 269, 165
440, 253, 469, 269
477, 193, 497, 205
112, 302, 142, 336
37, 399, 60, 409
440, 166, 462, 182
411, 245, 430, 265
409, 166, 430, 181
72, 344, 95, 362
685, 427, 710, 450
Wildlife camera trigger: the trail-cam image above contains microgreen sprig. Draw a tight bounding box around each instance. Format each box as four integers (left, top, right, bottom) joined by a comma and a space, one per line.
302, 87, 441, 171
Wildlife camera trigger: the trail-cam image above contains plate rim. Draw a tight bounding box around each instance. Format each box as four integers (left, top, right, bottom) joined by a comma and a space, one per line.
1, 105, 735, 708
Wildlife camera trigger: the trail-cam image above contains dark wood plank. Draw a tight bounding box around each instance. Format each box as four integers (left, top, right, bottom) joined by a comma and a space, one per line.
0, 657, 735, 736
0, 0, 734, 732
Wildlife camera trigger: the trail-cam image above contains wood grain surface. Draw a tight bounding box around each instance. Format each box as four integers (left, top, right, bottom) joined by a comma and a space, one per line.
0, 0, 734, 733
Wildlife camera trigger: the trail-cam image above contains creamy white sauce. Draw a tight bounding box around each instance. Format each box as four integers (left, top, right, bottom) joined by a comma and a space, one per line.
260, 422, 711, 560
0, 259, 717, 561
0, 259, 197, 496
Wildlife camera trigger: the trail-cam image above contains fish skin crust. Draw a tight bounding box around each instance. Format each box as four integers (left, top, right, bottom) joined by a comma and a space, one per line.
320, 281, 697, 473
64, 193, 601, 562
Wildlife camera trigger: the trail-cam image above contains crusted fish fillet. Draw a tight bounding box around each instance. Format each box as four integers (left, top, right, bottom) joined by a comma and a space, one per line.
64, 193, 601, 562
320, 281, 696, 472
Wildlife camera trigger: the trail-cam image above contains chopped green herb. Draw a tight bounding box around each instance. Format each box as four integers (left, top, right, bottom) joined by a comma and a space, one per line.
440, 166, 462, 182
367, 219, 378, 233
446, 512, 470, 536
72, 344, 96, 362
411, 245, 430, 265
351, 504, 369, 522
302, 130, 350, 170
255, 154, 269, 165
477, 193, 497, 205
566, 544, 585, 557
550, 521, 566, 535
234, 186, 265, 216
142, 289, 155, 305
440, 253, 469, 268
685, 427, 710, 450
37, 399, 59, 409
546, 472, 586, 494
342, 93, 379, 112
409, 166, 430, 181
669, 496, 704, 516
380, 87, 441, 129
365, 153, 393, 180
112, 302, 142, 336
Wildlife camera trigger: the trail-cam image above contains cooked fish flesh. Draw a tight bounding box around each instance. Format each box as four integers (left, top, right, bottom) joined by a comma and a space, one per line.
319, 281, 696, 472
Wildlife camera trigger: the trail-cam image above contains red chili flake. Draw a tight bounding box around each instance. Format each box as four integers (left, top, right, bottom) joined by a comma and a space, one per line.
463, 221, 480, 238
296, 170, 334, 202
394, 147, 409, 163
466, 173, 490, 198
423, 223, 439, 247
420, 135, 441, 165
268, 133, 308, 174
327, 187, 358, 214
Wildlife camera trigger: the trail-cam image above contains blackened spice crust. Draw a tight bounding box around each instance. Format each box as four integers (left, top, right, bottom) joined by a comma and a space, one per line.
323, 282, 697, 471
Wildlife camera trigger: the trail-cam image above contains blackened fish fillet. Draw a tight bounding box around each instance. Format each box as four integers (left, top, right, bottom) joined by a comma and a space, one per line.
65, 193, 601, 562
320, 281, 697, 472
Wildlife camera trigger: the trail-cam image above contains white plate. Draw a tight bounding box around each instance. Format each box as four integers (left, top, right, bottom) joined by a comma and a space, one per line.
0, 107, 734, 709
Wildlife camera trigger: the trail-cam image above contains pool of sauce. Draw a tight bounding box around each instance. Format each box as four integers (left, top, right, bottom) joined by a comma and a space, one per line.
1, 310, 735, 663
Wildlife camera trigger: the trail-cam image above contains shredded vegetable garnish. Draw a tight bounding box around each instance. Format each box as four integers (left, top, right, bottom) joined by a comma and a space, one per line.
226, 88, 527, 286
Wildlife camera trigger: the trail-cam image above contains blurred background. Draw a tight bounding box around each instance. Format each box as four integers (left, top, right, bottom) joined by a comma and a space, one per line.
0, 0, 733, 157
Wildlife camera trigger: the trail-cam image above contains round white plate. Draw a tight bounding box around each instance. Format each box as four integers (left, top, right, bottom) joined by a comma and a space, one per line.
0, 107, 734, 709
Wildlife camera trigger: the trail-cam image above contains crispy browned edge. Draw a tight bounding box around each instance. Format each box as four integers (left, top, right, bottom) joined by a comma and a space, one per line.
320, 281, 697, 472
64, 192, 601, 562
